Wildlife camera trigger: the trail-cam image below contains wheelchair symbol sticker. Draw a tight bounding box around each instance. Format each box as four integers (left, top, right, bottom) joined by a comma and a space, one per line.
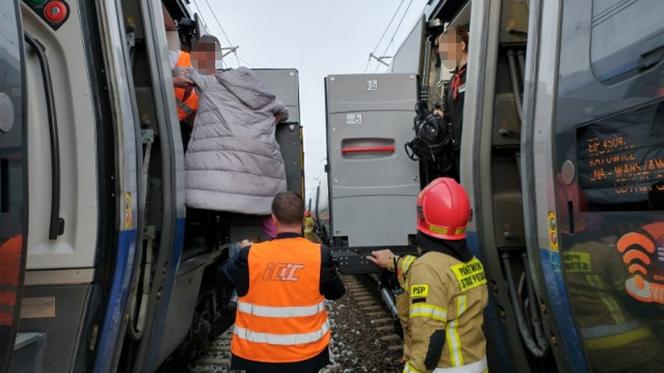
346, 113, 363, 125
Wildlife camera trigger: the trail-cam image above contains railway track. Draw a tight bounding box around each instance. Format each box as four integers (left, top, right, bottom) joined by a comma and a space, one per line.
189, 275, 403, 372
341, 276, 403, 354
188, 329, 232, 373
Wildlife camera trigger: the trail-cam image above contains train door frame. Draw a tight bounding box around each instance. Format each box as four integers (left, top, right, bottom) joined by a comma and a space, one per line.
460, 1, 532, 371
91, 0, 142, 371
536, 0, 664, 371
520, 0, 589, 371
16, 0, 131, 371
124, 0, 186, 372
460, 0, 571, 371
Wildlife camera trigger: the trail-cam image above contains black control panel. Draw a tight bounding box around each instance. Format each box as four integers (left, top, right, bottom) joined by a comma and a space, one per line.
330, 246, 417, 275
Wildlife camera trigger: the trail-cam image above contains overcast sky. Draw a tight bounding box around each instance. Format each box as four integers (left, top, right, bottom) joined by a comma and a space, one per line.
193, 0, 429, 201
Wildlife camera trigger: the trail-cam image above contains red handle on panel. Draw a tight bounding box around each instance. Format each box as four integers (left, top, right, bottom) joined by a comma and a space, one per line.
341, 145, 396, 155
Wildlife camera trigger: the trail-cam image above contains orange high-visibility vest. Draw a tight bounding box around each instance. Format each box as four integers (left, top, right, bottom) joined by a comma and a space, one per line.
173, 51, 198, 121
231, 237, 330, 363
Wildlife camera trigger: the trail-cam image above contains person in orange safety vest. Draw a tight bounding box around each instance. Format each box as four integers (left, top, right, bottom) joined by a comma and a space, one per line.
220, 192, 345, 373
171, 50, 199, 122
170, 47, 200, 150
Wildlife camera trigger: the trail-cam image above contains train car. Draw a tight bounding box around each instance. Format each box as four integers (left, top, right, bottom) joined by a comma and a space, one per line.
0, 1, 303, 372
324, 0, 664, 372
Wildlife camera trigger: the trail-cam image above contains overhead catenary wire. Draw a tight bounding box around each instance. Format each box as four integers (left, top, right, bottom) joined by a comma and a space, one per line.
375, 0, 416, 73
201, 0, 242, 67
364, 0, 406, 72
189, 0, 228, 69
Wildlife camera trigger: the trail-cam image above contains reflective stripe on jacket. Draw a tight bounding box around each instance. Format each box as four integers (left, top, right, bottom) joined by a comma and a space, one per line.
389, 250, 489, 372
173, 51, 198, 121
231, 237, 330, 363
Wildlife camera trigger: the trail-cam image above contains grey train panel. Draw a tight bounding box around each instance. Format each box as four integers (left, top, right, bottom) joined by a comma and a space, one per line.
156, 266, 205, 367
251, 69, 300, 123
10, 333, 45, 373
253, 68, 303, 196
325, 74, 419, 247
391, 16, 425, 74
14, 285, 91, 373
276, 123, 304, 196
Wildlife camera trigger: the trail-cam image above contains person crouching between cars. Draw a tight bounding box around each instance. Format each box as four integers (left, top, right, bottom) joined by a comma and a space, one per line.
369, 177, 489, 373
220, 192, 345, 373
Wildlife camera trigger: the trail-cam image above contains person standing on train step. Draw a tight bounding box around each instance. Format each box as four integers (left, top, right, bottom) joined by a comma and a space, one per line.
220, 192, 345, 373
434, 26, 469, 181
170, 49, 199, 122
176, 34, 289, 216
368, 178, 489, 373
169, 43, 199, 150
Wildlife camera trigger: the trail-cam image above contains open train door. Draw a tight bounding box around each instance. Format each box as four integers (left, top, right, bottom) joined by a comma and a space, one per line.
324, 74, 420, 273
0, 0, 29, 371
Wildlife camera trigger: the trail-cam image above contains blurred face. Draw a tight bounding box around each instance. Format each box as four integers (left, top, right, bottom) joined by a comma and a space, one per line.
438, 32, 466, 70
192, 41, 222, 75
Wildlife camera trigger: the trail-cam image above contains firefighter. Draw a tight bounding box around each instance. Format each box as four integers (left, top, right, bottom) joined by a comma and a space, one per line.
220, 192, 345, 372
434, 26, 469, 181
368, 177, 488, 373
557, 184, 664, 372
303, 210, 317, 242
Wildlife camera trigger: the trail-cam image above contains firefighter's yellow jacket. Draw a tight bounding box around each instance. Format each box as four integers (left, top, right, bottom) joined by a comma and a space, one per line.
303, 216, 317, 242
388, 244, 489, 373
563, 240, 664, 372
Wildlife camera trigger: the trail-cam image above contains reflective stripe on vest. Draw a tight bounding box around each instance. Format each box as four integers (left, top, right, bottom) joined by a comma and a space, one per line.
231, 237, 329, 362
175, 98, 194, 116
237, 300, 326, 318
234, 318, 330, 346
173, 51, 198, 120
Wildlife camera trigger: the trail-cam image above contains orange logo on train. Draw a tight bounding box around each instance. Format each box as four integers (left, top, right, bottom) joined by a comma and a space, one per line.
616, 222, 664, 304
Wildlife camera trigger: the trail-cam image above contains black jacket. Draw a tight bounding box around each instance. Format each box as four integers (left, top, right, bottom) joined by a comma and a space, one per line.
443, 64, 467, 152
220, 232, 345, 299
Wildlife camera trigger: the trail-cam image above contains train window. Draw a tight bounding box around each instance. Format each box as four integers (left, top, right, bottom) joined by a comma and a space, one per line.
591, 0, 664, 83
0, 0, 26, 369
576, 100, 664, 211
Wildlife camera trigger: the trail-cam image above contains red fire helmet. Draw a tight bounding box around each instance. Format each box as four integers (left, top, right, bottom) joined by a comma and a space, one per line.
416, 177, 471, 240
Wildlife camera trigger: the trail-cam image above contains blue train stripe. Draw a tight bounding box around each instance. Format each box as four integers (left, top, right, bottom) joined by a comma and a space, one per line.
93, 229, 137, 373
538, 248, 588, 372
143, 217, 186, 371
